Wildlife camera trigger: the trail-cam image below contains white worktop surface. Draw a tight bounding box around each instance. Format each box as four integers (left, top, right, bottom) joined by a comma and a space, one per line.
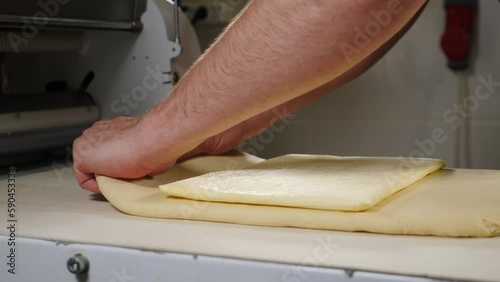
1, 166, 499, 282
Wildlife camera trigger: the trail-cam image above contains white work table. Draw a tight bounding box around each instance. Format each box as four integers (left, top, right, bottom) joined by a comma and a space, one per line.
1, 166, 499, 282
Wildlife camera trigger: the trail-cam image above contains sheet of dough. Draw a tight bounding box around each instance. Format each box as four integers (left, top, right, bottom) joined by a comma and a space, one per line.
98, 153, 500, 237
160, 154, 444, 211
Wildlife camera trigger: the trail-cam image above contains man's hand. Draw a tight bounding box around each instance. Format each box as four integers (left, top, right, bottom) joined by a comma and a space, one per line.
72, 115, 254, 193
73, 116, 176, 193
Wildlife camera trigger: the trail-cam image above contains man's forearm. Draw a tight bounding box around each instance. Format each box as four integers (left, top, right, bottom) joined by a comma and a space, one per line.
139, 0, 427, 165
238, 0, 427, 139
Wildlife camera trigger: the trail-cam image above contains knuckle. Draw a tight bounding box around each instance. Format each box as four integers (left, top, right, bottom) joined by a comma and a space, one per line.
72, 137, 81, 148
92, 120, 108, 130
81, 127, 93, 137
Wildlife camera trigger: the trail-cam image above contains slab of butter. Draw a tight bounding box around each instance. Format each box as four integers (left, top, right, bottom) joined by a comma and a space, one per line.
159, 154, 444, 211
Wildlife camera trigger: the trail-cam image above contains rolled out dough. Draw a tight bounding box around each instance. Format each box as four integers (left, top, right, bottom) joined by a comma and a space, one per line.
97, 152, 500, 237
159, 154, 444, 211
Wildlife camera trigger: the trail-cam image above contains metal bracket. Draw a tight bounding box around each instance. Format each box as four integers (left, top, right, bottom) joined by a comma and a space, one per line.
166, 0, 182, 57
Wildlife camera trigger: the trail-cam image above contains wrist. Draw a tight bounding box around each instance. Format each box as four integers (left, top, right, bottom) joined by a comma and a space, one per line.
134, 105, 203, 168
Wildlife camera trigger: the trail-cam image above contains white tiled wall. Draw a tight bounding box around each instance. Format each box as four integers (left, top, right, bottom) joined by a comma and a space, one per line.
193, 0, 500, 169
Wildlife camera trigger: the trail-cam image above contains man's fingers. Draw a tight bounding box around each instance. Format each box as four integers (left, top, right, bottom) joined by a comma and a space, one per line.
81, 178, 99, 193
74, 166, 100, 193
72, 116, 175, 188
